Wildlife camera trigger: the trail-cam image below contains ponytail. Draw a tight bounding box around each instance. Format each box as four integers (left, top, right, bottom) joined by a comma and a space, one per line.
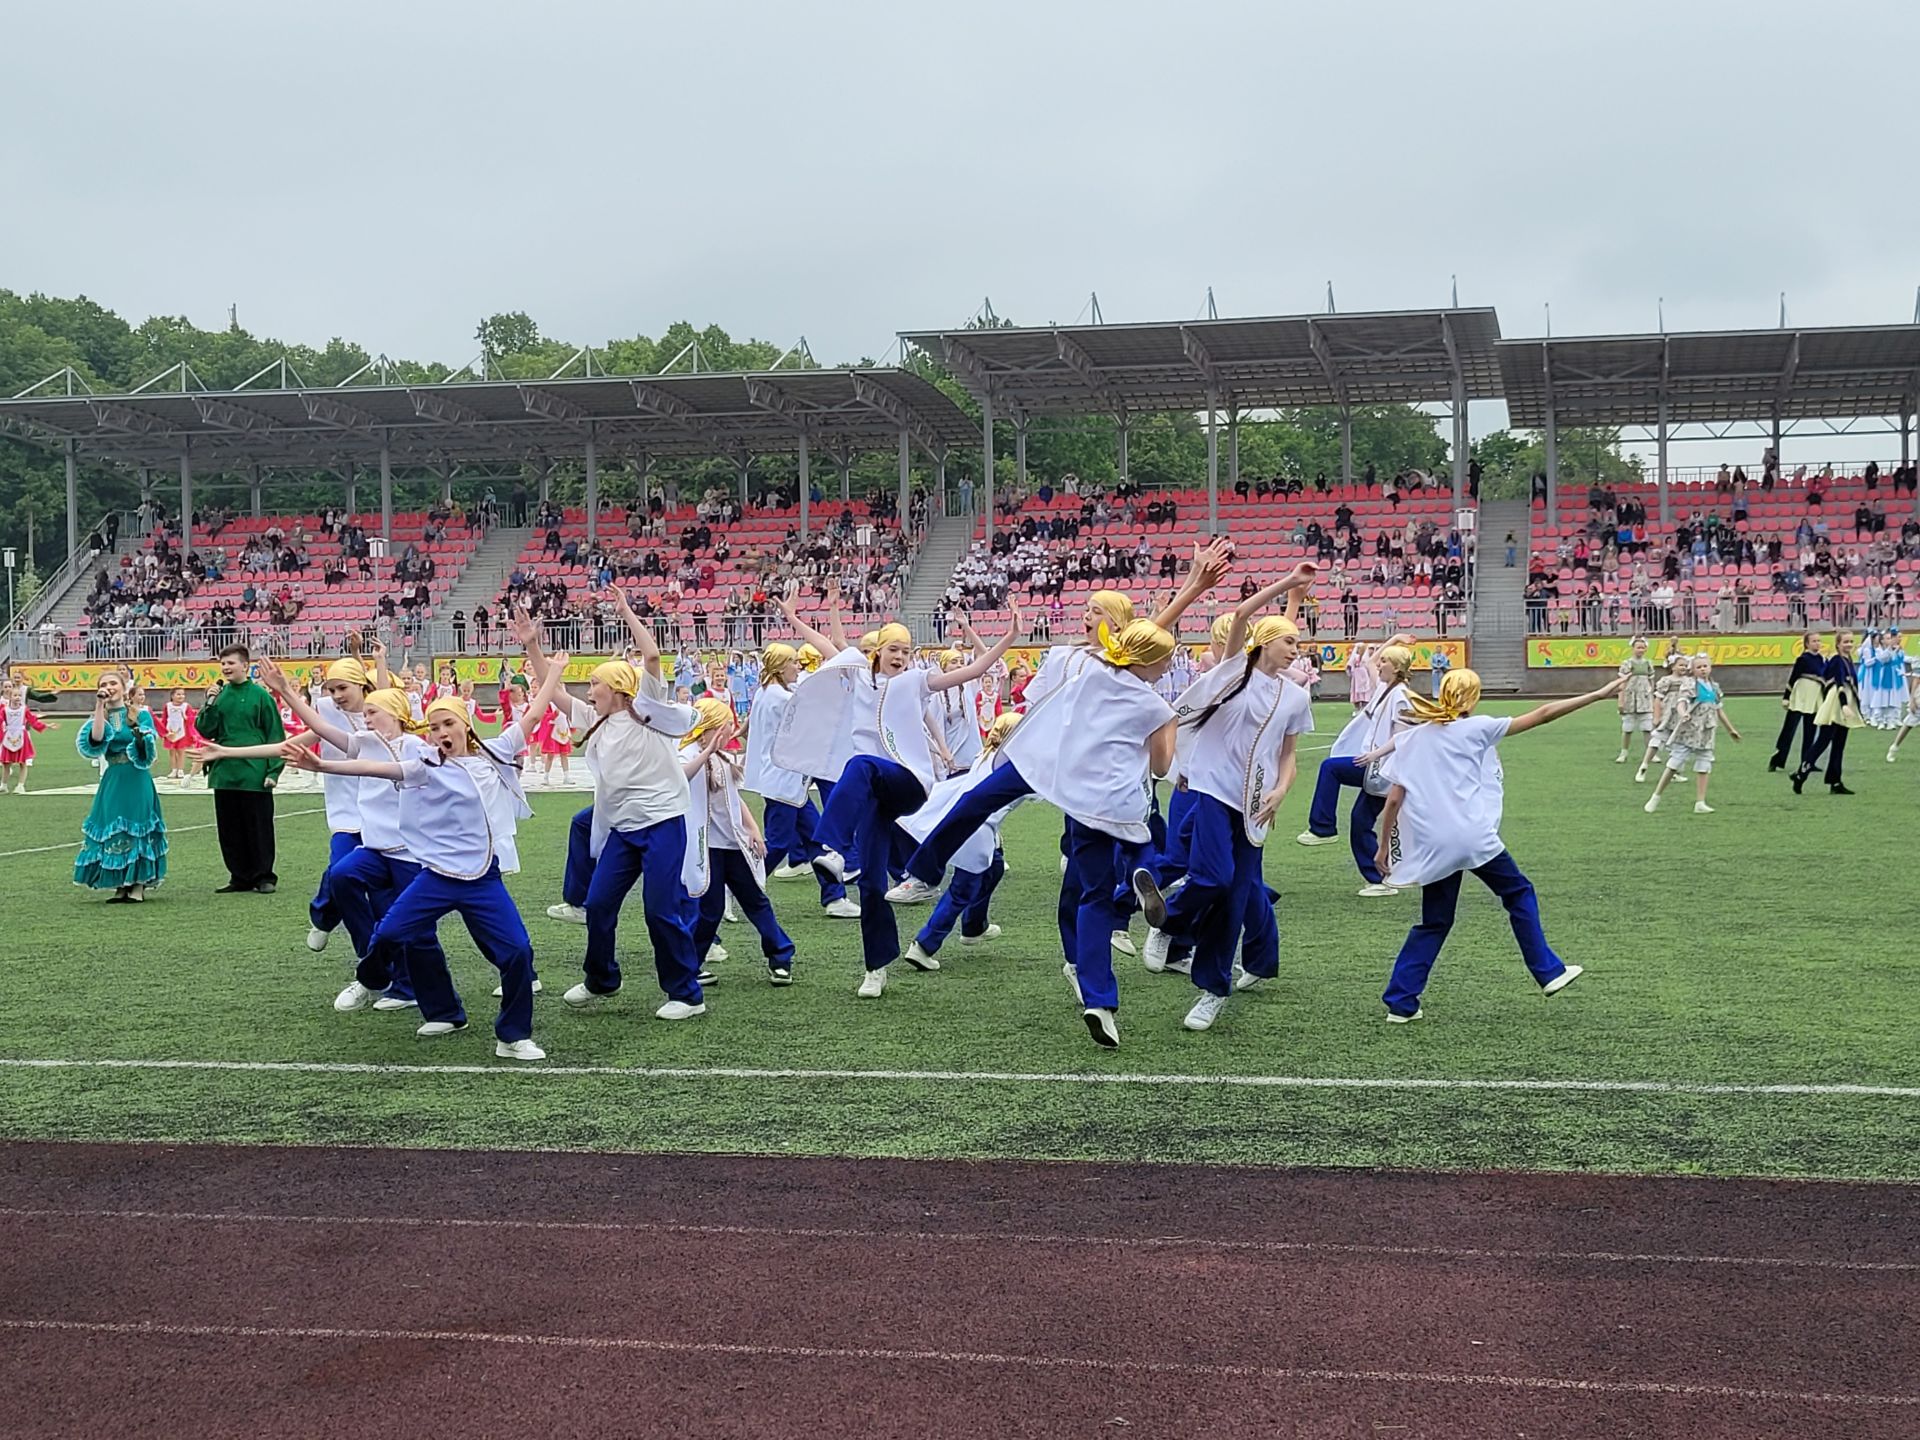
1185, 651, 1260, 732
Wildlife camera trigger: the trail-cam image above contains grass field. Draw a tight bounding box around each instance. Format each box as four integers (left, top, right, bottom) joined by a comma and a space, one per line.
1, 697, 1914, 1181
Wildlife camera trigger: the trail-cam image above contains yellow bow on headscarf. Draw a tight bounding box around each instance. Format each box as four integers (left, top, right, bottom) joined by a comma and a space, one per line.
364, 688, 421, 731
797, 643, 822, 671
1245, 616, 1299, 653
592, 660, 639, 697
1098, 619, 1176, 668
1405, 667, 1483, 725
685, 695, 734, 744
325, 657, 371, 688
1089, 590, 1135, 631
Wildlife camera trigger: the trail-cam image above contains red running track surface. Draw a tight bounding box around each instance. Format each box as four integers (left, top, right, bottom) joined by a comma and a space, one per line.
2, 1141, 1915, 1439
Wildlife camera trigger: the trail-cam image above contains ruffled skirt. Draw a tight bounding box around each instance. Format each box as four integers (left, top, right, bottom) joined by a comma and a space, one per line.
74, 764, 169, 890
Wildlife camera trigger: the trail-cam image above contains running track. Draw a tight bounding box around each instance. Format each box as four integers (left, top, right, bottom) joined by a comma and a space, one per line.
2, 1141, 1914, 1438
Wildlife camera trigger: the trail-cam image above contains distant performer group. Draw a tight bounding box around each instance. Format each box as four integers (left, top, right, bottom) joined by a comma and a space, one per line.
65, 548, 1912, 1060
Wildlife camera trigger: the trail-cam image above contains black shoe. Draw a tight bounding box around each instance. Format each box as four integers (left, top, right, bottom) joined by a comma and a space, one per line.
1767, 758, 1784, 772
1829, 783, 1855, 795
254, 881, 277, 895
1790, 769, 1808, 794
215, 882, 253, 894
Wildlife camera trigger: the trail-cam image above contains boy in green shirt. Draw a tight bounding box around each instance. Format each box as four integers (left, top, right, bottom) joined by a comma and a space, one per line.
195, 644, 286, 893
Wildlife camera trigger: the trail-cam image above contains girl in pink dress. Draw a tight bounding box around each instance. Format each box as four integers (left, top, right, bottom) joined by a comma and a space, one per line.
159, 687, 198, 782
0, 681, 53, 793
530, 695, 574, 784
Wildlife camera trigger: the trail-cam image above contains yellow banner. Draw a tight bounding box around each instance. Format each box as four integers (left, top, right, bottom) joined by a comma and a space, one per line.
1528, 635, 1811, 668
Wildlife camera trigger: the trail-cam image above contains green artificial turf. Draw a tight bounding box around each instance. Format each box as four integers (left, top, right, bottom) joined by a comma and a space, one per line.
0, 698, 1914, 1180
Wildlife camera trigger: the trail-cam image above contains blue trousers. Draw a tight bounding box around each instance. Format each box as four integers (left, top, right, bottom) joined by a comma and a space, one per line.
367, 863, 536, 1043
915, 849, 1006, 955
818, 755, 927, 971
694, 848, 794, 968
1382, 850, 1566, 1017
583, 816, 702, 1003
763, 797, 846, 905
562, 805, 594, 907
904, 760, 1033, 886
1305, 756, 1387, 884
309, 830, 361, 933
328, 845, 423, 1002
1063, 817, 1126, 1010
1158, 792, 1277, 997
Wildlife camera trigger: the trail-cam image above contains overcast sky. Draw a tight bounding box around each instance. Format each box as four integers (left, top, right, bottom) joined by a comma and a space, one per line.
5, 1, 1917, 462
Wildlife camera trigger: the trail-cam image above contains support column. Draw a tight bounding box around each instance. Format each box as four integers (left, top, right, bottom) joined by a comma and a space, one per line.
178, 445, 194, 538
1014, 413, 1028, 491
1543, 406, 1559, 531
1657, 402, 1671, 528
1903, 407, 1915, 517
1450, 372, 1468, 508
934, 451, 947, 515
439, 462, 453, 508
65, 441, 79, 557
737, 454, 752, 508
537, 456, 552, 504
838, 454, 851, 505
1772, 409, 1783, 485
138, 465, 153, 513
1227, 410, 1240, 494
249, 463, 263, 519
1339, 406, 1353, 487
343, 461, 356, 516
981, 392, 995, 547
1205, 388, 1220, 536
798, 433, 811, 537
584, 428, 599, 542
379, 440, 393, 543
897, 429, 910, 527
1116, 414, 1130, 486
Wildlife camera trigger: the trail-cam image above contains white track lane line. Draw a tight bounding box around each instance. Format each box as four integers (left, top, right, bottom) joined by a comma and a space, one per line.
2, 1205, 1911, 1273
1, 1055, 1915, 1099
0, 1318, 1912, 1407
0, 808, 324, 860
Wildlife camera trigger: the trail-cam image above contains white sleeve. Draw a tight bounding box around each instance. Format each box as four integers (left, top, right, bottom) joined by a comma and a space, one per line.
495, 722, 527, 754
396, 756, 432, 787
563, 695, 595, 731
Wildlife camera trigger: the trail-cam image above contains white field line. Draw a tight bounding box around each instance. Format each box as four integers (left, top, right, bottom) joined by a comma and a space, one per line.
1, 1055, 1916, 1099
1, 1318, 1912, 1407
2, 1205, 1912, 1274
0, 808, 325, 860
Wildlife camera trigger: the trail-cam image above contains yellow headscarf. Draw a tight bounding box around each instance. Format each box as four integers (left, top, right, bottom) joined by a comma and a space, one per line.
364, 688, 421, 732
1406, 668, 1482, 725
938, 648, 963, 669
869, 622, 913, 665
423, 696, 480, 750
325, 657, 371, 688
1098, 619, 1177, 668
1088, 590, 1135, 631
983, 711, 1022, 752
1245, 616, 1299, 653
857, 631, 881, 655
1375, 644, 1414, 680
685, 695, 734, 744
760, 643, 799, 688
1210, 613, 1235, 649
797, 643, 822, 671
592, 660, 640, 697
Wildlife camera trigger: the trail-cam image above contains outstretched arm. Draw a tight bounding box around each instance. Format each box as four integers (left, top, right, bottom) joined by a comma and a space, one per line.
775, 594, 840, 657
1149, 538, 1234, 634
1223, 562, 1318, 656
280, 745, 404, 782
196, 733, 322, 762
1507, 677, 1627, 738
928, 609, 1022, 692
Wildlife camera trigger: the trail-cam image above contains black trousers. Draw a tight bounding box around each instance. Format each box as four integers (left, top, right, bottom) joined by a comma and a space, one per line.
213, 788, 277, 888
1800, 725, 1849, 785
1771, 710, 1817, 769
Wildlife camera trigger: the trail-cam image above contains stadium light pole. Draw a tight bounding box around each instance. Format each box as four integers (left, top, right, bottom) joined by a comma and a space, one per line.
3, 547, 15, 635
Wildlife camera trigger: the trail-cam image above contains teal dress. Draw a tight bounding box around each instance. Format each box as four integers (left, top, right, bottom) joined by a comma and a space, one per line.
74, 707, 168, 891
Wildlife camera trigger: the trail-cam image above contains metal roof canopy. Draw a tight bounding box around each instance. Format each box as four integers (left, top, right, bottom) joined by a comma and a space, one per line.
1498, 325, 1920, 430
900, 308, 1505, 416
0, 368, 976, 471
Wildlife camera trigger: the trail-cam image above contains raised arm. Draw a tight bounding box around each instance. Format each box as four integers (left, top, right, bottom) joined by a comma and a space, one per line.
520, 649, 570, 733
775, 593, 840, 657
258, 657, 349, 751
1222, 562, 1318, 656
371, 639, 392, 691
823, 579, 851, 652
928, 608, 1022, 691
1507, 677, 1627, 738
1149, 538, 1234, 634
610, 587, 663, 680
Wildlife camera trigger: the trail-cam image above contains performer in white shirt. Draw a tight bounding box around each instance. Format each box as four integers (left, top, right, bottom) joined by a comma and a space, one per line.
1295, 637, 1418, 896
742, 642, 858, 919
680, 697, 794, 984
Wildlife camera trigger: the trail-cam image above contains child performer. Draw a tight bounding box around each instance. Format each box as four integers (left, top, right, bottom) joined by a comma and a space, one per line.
1768, 633, 1826, 773
1644, 654, 1740, 814
682, 697, 794, 987
0, 681, 52, 794
932, 634, 987, 773
1888, 663, 1920, 763
1295, 633, 1415, 874
535, 587, 707, 1020
1634, 653, 1692, 783
1615, 635, 1655, 763
1367, 669, 1624, 1022
1792, 630, 1862, 796
159, 688, 196, 784
283, 657, 565, 1060
899, 712, 1028, 967
771, 608, 1020, 998
743, 642, 860, 919
530, 693, 574, 786
73, 671, 166, 901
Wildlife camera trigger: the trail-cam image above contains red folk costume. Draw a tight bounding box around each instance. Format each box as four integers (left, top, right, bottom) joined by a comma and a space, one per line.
159, 700, 200, 754
0, 701, 49, 766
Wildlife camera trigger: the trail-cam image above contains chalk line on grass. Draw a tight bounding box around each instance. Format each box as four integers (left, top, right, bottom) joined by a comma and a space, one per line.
0, 1055, 1915, 1099
0, 809, 325, 860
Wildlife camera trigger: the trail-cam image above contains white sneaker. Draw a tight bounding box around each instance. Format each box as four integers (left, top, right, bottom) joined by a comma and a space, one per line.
546, 903, 588, 924
1643, 794, 1661, 813
1109, 930, 1137, 957
1082, 1007, 1120, 1048
768, 967, 793, 986
1614, 750, 1627, 763
1356, 883, 1399, 897
1063, 962, 1084, 1005
416, 1020, 466, 1037
1165, 955, 1193, 977
856, 967, 887, 998
1183, 992, 1230, 1031
812, 850, 847, 883
1295, 830, 1340, 847
1634, 765, 1650, 782
1693, 801, 1714, 814
901, 942, 940, 972
490, 978, 543, 998
306, 926, 330, 953
333, 981, 381, 1012
495, 1039, 546, 1061
1385, 1008, 1424, 1024
823, 896, 862, 919
885, 877, 941, 905
1889, 746, 1900, 764
957, 924, 1001, 946
1142, 928, 1172, 973
1059, 854, 1070, 875
562, 982, 609, 1008
1232, 965, 1268, 993
771, 861, 808, 880
656, 1000, 707, 1020
1129, 868, 1166, 929
372, 995, 417, 1011
722, 898, 741, 924
1543, 963, 1584, 997
708, 943, 729, 964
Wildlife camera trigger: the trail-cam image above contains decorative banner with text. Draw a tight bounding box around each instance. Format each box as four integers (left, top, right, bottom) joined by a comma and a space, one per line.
1527, 635, 1816, 668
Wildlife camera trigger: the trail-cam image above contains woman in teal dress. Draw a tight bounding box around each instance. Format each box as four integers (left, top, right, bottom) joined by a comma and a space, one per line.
74, 671, 168, 902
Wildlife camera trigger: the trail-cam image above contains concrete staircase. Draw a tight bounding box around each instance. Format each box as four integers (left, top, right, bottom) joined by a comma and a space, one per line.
437, 525, 531, 624
1468, 499, 1531, 692
23, 548, 111, 637
899, 512, 973, 641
